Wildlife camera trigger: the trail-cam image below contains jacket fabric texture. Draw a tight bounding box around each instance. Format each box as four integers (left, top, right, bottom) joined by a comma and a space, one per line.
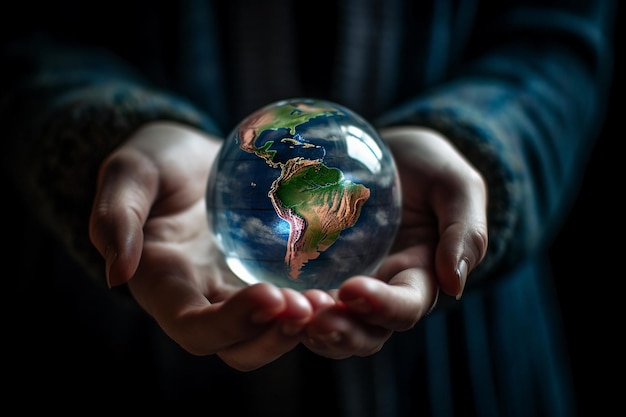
1, 0, 615, 415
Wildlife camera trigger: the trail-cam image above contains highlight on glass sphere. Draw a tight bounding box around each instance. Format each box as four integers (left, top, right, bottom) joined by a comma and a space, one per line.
206, 98, 402, 291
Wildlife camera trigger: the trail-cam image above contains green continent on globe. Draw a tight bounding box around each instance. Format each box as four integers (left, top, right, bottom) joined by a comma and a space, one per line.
235, 101, 371, 280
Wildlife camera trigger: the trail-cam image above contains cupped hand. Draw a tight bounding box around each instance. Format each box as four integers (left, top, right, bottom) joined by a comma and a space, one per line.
302, 125, 488, 359
89, 121, 314, 371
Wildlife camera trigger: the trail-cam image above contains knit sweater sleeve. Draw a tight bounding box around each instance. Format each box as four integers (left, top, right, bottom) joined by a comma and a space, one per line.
0, 36, 222, 284
375, 3, 614, 286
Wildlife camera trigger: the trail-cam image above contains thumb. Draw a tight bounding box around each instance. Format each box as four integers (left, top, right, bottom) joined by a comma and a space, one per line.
89, 148, 159, 287
435, 223, 488, 299
433, 177, 488, 299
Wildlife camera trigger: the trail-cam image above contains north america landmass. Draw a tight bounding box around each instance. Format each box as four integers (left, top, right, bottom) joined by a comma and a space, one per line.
236, 101, 370, 280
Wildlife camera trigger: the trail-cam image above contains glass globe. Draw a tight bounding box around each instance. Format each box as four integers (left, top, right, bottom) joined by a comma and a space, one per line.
206, 98, 401, 291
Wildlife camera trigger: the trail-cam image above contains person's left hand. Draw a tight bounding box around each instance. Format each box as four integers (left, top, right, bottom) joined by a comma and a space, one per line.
300, 126, 488, 359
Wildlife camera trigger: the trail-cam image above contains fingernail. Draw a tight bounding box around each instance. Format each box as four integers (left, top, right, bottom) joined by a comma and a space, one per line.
455, 258, 468, 300
317, 331, 342, 344
307, 332, 342, 347
104, 246, 118, 289
426, 289, 439, 315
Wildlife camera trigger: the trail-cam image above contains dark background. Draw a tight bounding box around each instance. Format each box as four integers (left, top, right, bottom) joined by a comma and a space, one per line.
1, 4, 619, 414
549, 4, 622, 415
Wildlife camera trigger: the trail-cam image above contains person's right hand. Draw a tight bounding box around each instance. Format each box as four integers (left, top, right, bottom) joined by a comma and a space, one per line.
89, 121, 314, 371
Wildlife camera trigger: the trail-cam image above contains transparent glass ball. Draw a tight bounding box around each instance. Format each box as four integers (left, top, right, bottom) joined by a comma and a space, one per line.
206, 98, 402, 291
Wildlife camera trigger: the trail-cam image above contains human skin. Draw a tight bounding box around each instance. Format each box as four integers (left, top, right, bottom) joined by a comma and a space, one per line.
88, 121, 487, 370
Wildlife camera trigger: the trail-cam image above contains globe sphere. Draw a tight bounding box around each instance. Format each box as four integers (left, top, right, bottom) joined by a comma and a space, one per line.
206, 98, 401, 291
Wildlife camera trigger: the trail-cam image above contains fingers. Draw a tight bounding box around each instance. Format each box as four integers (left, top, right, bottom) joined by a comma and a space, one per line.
89, 148, 159, 287
89, 122, 222, 288
303, 273, 437, 358
431, 168, 488, 299
303, 306, 392, 359
128, 249, 314, 371
381, 125, 489, 299
218, 289, 313, 371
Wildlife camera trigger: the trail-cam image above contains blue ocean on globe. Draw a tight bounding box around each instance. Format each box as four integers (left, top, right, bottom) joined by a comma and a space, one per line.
206, 98, 402, 291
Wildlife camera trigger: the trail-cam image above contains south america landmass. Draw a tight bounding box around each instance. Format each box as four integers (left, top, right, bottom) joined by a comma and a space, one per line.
270, 157, 370, 279
235, 101, 371, 280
